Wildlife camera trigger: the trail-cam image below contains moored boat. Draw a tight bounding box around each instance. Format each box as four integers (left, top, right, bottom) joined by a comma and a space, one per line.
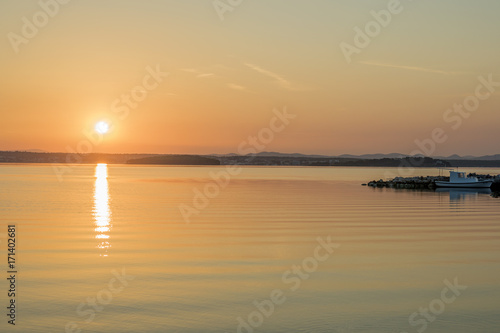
435, 171, 493, 188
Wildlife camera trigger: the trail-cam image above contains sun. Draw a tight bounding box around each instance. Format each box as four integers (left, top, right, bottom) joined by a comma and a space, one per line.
95, 121, 110, 134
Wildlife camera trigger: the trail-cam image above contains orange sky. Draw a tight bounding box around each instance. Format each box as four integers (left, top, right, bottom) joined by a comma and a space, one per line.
1, 0, 499, 156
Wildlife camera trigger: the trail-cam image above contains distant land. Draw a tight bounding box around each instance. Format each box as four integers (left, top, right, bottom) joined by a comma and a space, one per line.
221, 151, 500, 161
127, 155, 220, 165
2, 150, 500, 167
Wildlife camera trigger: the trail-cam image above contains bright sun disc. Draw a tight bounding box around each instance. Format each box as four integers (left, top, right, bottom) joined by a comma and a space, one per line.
95, 121, 110, 134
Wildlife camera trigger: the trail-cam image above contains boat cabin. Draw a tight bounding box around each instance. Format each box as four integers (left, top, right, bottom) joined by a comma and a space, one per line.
449, 171, 478, 183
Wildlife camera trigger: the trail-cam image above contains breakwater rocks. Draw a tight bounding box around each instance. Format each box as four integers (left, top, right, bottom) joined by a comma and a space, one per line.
364, 176, 448, 189
363, 174, 500, 194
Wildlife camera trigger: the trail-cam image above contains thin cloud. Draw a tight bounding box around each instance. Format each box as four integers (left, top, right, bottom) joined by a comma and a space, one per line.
244, 62, 311, 91
359, 61, 460, 75
245, 63, 292, 88
227, 83, 252, 93
180, 68, 215, 78
197, 73, 215, 78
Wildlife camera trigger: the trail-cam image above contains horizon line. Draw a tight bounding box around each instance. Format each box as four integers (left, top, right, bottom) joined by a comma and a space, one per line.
1, 150, 500, 159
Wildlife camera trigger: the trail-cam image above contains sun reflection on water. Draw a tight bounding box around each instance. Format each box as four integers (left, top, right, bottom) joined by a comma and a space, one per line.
93, 163, 112, 256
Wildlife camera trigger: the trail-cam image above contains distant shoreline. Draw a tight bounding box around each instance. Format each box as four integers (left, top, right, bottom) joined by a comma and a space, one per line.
2, 151, 500, 167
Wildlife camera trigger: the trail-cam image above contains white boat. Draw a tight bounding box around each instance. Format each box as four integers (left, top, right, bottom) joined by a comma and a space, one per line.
435, 171, 493, 188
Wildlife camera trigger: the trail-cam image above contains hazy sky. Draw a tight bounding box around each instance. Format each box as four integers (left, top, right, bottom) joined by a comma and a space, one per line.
1, 0, 499, 156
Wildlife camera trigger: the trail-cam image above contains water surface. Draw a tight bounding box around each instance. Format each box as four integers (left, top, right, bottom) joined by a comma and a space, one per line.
0, 164, 499, 332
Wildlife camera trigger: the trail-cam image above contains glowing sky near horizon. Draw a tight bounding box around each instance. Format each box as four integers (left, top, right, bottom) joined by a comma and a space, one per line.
1, 0, 499, 156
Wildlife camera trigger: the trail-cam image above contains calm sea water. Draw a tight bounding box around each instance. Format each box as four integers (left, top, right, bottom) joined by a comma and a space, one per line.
0, 164, 499, 333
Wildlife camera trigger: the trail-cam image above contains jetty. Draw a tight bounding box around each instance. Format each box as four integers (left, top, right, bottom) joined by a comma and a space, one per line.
363, 173, 500, 194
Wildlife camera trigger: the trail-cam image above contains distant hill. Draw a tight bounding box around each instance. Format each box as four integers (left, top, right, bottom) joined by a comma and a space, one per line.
472, 154, 500, 161
224, 151, 500, 161
0, 151, 146, 164
446, 159, 500, 167
126, 155, 220, 165
26, 149, 47, 153
252, 151, 329, 158
338, 153, 407, 159
1, 151, 499, 167
431, 154, 500, 161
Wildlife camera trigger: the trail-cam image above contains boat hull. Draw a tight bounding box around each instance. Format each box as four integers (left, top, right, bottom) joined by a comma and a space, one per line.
435, 180, 493, 188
